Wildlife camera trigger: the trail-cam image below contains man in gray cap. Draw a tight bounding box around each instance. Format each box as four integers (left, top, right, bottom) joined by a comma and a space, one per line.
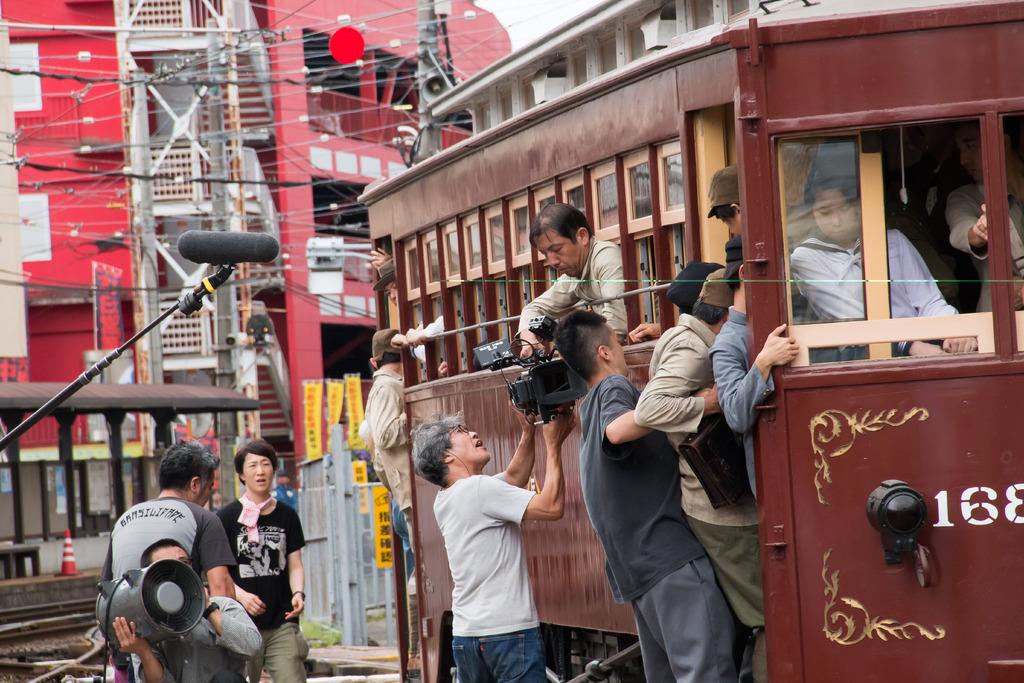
707, 165, 743, 237
635, 262, 766, 682
363, 328, 421, 667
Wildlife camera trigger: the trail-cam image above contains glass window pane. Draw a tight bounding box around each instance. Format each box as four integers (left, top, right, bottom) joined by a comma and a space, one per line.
426, 239, 440, 282
572, 52, 587, 86
691, 0, 714, 28
669, 222, 685, 271
466, 223, 481, 268
629, 162, 652, 219
636, 236, 656, 322
597, 174, 619, 229
539, 195, 555, 209
664, 153, 685, 208
518, 265, 533, 305
566, 186, 585, 210
514, 206, 529, 255
446, 230, 460, 276
629, 27, 646, 61
489, 214, 505, 261
474, 282, 486, 329
599, 38, 616, 75
408, 246, 420, 289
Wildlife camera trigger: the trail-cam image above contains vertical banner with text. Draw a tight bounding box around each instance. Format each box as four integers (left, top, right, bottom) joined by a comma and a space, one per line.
302, 381, 324, 460
345, 374, 367, 450
326, 379, 345, 426
372, 485, 393, 568
352, 460, 369, 513
93, 262, 124, 350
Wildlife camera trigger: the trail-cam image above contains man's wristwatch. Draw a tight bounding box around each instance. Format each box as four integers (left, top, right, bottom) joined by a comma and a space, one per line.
203, 603, 220, 619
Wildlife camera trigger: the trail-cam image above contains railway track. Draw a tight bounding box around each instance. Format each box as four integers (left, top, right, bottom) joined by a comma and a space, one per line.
0, 599, 95, 627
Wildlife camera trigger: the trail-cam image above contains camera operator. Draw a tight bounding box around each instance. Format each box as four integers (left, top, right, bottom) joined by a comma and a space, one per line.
516, 203, 626, 357
113, 539, 260, 683
411, 404, 575, 682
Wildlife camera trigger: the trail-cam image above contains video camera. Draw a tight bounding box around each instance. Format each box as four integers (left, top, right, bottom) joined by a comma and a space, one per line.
472, 316, 587, 422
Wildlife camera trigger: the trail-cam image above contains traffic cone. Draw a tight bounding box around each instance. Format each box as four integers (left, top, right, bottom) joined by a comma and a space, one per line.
60, 529, 78, 576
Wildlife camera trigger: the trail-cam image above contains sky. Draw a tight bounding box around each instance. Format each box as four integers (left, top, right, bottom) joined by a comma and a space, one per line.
475, 0, 607, 50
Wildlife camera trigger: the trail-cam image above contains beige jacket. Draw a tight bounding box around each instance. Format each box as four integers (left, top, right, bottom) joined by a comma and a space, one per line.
364, 367, 413, 512
517, 239, 627, 339
634, 315, 758, 526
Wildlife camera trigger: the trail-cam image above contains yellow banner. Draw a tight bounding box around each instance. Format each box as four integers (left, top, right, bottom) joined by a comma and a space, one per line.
326, 380, 345, 426
372, 485, 394, 569
303, 381, 323, 460
352, 460, 369, 514
345, 374, 368, 450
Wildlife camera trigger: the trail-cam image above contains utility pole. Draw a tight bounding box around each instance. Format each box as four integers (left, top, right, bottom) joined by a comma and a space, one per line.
208, 28, 240, 498
130, 72, 163, 387
416, 0, 442, 159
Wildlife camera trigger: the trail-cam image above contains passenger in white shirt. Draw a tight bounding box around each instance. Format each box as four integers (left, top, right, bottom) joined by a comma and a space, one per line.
791, 171, 977, 356
410, 407, 574, 683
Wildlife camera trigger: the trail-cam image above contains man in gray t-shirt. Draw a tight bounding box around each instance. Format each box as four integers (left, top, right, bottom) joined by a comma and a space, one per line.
102, 442, 236, 598
556, 310, 736, 683
411, 407, 574, 683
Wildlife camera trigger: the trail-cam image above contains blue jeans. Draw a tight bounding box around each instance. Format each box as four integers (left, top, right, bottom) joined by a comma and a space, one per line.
452, 627, 545, 683
390, 499, 415, 580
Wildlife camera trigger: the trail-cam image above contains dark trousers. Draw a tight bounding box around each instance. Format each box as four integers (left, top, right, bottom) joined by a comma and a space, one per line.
631, 557, 737, 683
452, 627, 545, 683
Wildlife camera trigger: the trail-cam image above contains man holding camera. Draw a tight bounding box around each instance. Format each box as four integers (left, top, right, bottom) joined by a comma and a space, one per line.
516, 203, 626, 357
113, 539, 260, 683
411, 405, 575, 682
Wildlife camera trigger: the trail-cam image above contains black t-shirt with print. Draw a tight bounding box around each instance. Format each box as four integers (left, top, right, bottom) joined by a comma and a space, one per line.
218, 499, 306, 631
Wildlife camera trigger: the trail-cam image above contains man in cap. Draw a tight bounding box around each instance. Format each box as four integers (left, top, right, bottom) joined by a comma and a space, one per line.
373, 259, 399, 306
363, 328, 420, 667
707, 165, 743, 237
373, 254, 449, 375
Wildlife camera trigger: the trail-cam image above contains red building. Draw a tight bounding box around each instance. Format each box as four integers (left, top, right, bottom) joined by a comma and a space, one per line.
3, 1, 509, 468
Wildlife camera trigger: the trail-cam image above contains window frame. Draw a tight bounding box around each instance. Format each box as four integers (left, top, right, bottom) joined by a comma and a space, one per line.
509, 194, 531, 267
658, 141, 686, 225
422, 229, 441, 295
442, 220, 461, 282
624, 148, 654, 234
561, 172, 586, 212
461, 211, 483, 280
484, 203, 507, 275
404, 237, 421, 300
590, 159, 621, 242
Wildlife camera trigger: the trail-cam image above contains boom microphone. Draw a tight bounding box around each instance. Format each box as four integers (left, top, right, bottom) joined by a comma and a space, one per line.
177, 230, 280, 264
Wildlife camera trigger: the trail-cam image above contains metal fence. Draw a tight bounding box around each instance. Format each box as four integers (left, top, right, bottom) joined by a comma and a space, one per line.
300, 425, 396, 646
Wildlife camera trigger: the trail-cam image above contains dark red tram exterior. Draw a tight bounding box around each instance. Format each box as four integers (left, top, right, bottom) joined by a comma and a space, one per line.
365, 2, 1024, 681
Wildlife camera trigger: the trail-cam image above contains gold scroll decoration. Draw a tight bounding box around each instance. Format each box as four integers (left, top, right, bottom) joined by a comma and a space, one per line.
809, 407, 929, 505
823, 549, 945, 645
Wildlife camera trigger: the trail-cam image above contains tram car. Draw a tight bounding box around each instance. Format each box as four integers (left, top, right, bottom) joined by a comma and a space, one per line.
364, 0, 1024, 680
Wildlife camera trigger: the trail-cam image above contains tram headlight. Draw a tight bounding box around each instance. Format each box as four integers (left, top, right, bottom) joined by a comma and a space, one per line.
866, 480, 927, 565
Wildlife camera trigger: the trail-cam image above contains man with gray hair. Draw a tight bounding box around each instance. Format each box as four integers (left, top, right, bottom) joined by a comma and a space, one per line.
412, 407, 575, 682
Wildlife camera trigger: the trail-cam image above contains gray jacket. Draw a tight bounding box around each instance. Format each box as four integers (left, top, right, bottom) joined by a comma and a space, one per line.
709, 308, 774, 496
133, 596, 261, 683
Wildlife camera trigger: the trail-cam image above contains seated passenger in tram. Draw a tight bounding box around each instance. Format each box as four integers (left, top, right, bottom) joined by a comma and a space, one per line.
789, 160, 977, 357
516, 203, 626, 357
946, 123, 1024, 312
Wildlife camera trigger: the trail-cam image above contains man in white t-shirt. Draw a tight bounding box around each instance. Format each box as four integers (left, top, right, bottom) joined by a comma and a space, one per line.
411, 408, 575, 682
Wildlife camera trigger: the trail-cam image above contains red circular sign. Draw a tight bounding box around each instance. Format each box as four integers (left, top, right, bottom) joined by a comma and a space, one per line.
329, 27, 365, 64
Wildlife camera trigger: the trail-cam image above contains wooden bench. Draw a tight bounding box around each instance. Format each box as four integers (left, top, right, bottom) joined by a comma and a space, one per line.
0, 544, 40, 579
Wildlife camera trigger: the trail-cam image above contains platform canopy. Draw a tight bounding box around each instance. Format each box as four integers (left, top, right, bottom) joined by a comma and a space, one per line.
0, 382, 258, 414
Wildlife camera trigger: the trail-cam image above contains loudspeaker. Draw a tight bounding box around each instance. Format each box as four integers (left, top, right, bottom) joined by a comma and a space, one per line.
96, 559, 206, 645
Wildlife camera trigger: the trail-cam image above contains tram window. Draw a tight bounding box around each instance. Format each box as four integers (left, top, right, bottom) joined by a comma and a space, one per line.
630, 162, 653, 220
592, 161, 620, 239
487, 209, 506, 265
453, 288, 467, 372
473, 281, 487, 339
539, 195, 555, 209
566, 185, 585, 210
405, 241, 421, 293
571, 51, 587, 87
498, 88, 513, 121
664, 154, 685, 208
668, 222, 686, 271
510, 196, 530, 264
517, 265, 533, 306
628, 26, 646, 61
424, 232, 441, 291
495, 279, 511, 338
463, 218, 481, 274
444, 223, 461, 282
636, 235, 657, 323
599, 36, 616, 75
1002, 115, 1024, 351
690, 0, 715, 28
728, 0, 749, 19
778, 126, 992, 366
534, 184, 555, 213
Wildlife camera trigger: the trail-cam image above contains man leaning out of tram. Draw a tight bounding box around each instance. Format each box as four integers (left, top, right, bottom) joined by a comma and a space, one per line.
411, 405, 575, 682
555, 310, 737, 683
790, 161, 978, 357
515, 202, 627, 357
632, 262, 767, 683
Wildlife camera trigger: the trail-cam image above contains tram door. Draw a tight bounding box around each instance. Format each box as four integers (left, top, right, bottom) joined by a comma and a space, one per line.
765, 119, 1024, 681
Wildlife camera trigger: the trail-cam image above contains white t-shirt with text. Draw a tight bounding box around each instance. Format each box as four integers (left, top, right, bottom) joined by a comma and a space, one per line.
433, 474, 537, 637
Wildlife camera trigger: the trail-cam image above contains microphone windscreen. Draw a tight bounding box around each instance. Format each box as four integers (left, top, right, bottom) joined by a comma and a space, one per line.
177, 231, 280, 264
